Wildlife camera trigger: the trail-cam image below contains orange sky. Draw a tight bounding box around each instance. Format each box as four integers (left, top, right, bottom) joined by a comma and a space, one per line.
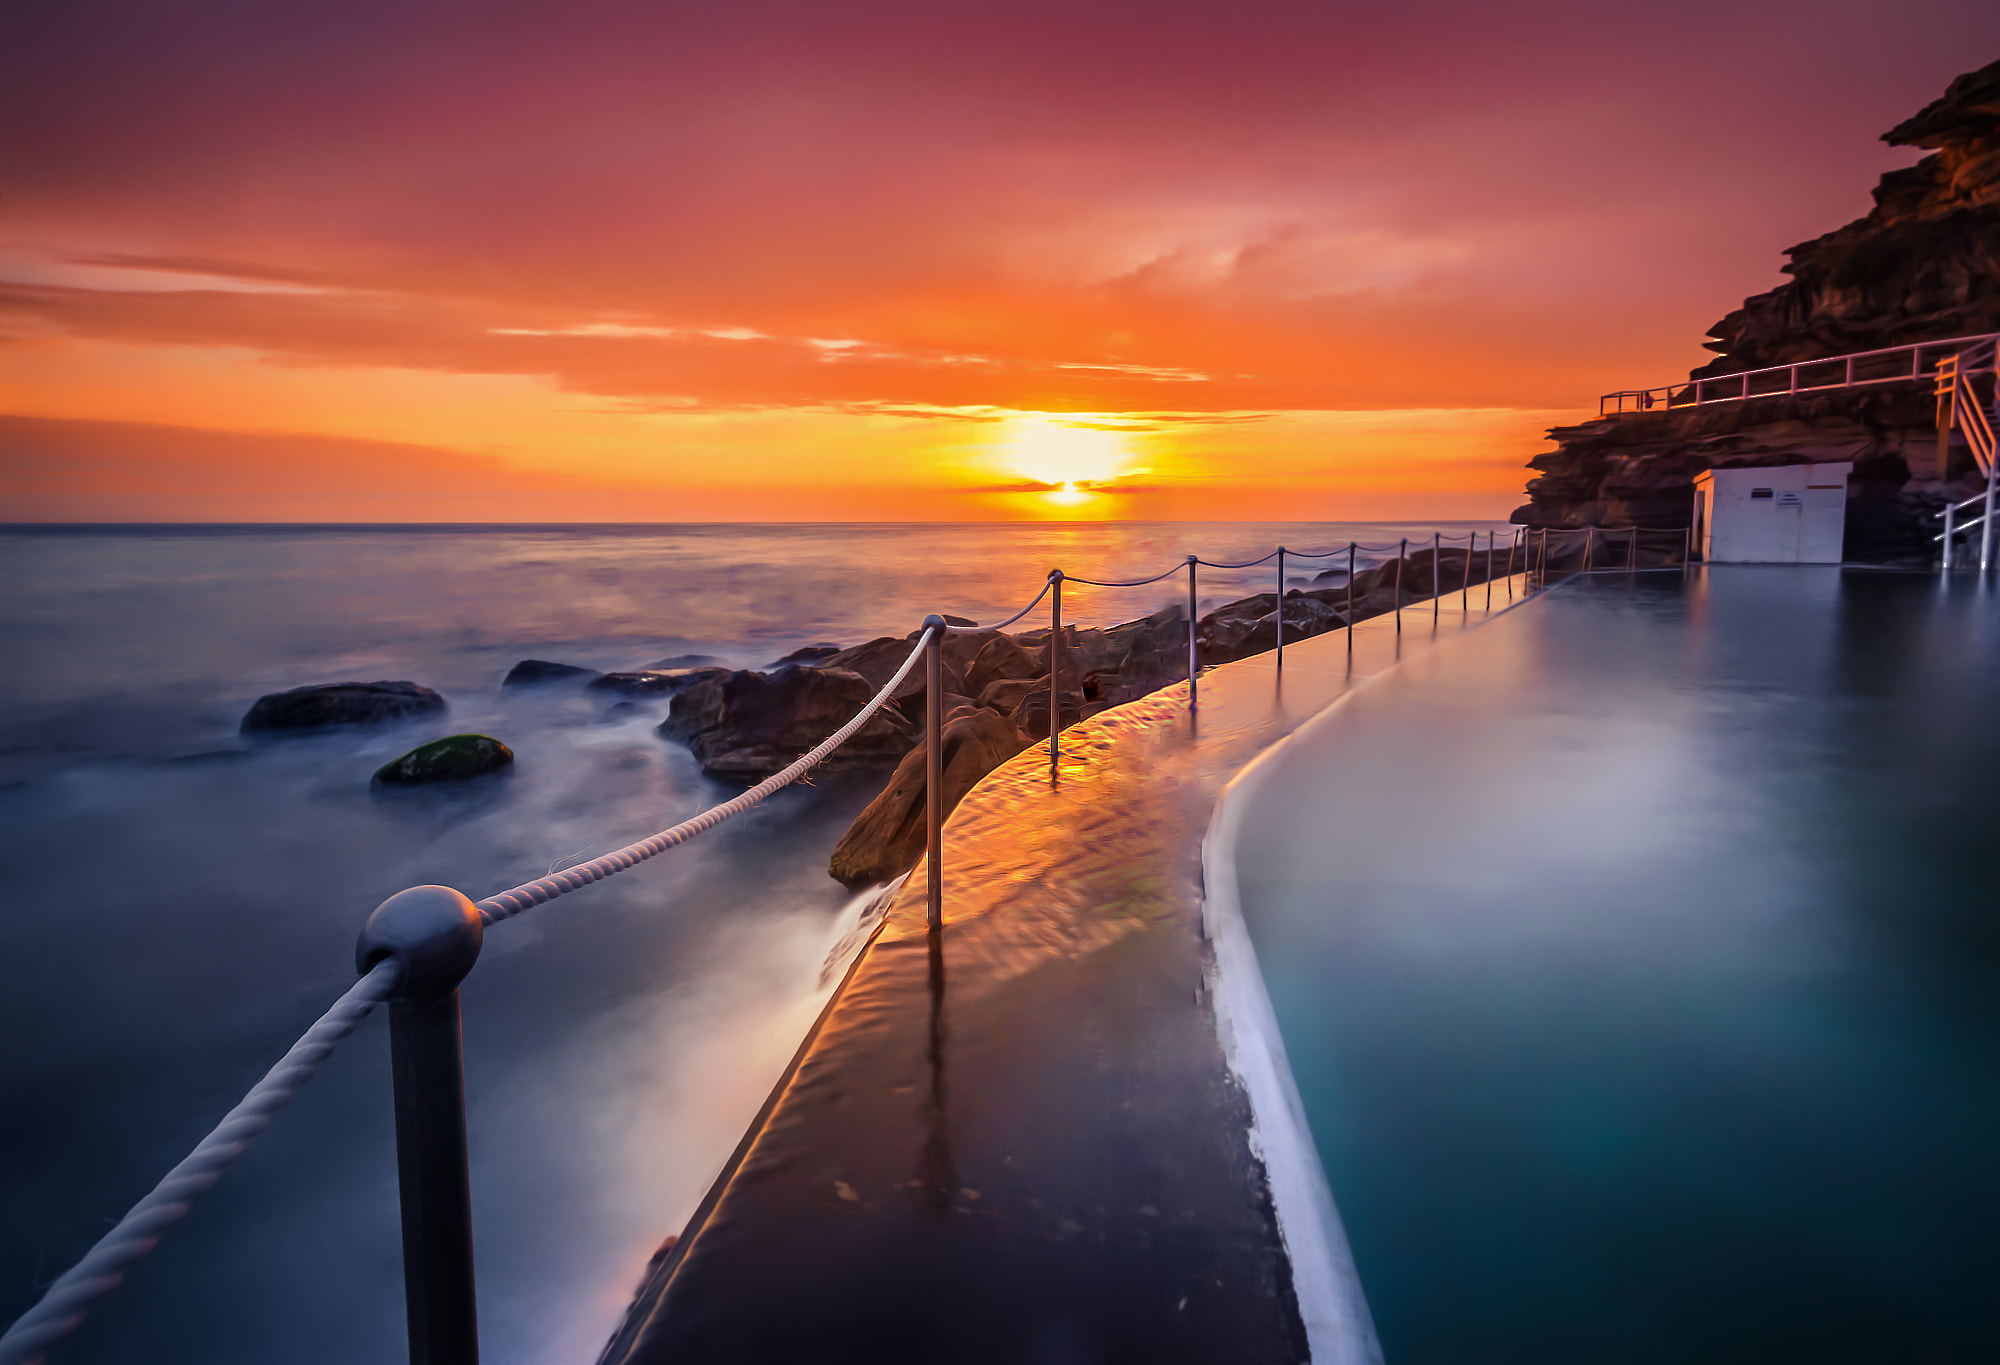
3, 0, 1996, 521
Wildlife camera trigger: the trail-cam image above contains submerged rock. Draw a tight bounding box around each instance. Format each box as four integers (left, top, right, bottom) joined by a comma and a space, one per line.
588, 668, 730, 697
373, 734, 514, 785
241, 680, 446, 733
502, 659, 599, 688
660, 666, 917, 782
828, 706, 1030, 888
770, 644, 843, 666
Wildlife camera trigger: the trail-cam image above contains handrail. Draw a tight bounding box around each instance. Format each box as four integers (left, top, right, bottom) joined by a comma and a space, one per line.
0, 963, 403, 1365
5, 529, 1551, 1365
1598, 331, 2000, 418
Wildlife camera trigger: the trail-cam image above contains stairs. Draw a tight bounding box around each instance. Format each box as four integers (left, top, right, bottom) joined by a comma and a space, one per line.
1933, 339, 1999, 572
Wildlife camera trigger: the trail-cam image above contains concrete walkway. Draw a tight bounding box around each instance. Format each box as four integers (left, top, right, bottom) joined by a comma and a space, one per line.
599, 577, 1530, 1365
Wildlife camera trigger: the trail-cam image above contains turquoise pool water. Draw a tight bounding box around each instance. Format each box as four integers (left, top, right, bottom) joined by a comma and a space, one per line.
1233, 568, 2000, 1363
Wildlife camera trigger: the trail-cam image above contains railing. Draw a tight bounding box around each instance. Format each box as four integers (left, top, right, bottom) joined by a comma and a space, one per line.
1597, 331, 2000, 418
3, 528, 1547, 1365
1523, 524, 1701, 585
1934, 341, 2000, 574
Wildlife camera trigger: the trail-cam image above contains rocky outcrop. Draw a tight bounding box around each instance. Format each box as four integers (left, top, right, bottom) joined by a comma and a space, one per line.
660, 666, 918, 782
502, 659, 599, 688
241, 680, 446, 733
373, 734, 514, 785
826, 705, 1031, 889
1516, 60, 2000, 561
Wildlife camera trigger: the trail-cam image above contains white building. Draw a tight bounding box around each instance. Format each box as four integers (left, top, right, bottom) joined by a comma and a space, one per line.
1693, 462, 1851, 564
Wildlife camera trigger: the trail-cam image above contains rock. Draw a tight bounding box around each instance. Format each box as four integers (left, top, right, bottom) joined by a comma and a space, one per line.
241, 680, 446, 733
659, 666, 917, 782
373, 734, 514, 785
816, 637, 924, 690
978, 675, 1047, 715
963, 633, 1043, 699
644, 654, 722, 669
1223, 596, 1347, 662
827, 707, 1030, 888
1195, 593, 1277, 664
587, 668, 730, 697
770, 644, 843, 666
1093, 606, 1189, 703
1009, 688, 1085, 741
502, 659, 599, 688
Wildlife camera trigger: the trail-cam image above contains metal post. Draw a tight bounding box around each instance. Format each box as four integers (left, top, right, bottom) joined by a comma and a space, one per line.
1461, 532, 1472, 607
923, 616, 945, 929
1505, 529, 1517, 599
1186, 555, 1199, 709
1942, 502, 1954, 577
1683, 524, 1692, 578
1983, 420, 1998, 575
1629, 526, 1638, 580
1433, 531, 1441, 622
1048, 572, 1063, 773
1347, 543, 1356, 630
1395, 538, 1406, 633
1583, 527, 1595, 575
356, 886, 485, 1365
1485, 531, 1494, 609
1275, 547, 1286, 667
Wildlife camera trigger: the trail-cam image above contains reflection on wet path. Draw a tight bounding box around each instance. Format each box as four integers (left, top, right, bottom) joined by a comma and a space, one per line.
604, 580, 1529, 1364
1233, 569, 2000, 1364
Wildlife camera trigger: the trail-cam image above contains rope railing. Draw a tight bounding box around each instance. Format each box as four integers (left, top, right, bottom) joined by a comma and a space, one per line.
0, 962, 402, 1365
480, 628, 935, 924
0, 630, 937, 1365
9, 528, 1567, 1365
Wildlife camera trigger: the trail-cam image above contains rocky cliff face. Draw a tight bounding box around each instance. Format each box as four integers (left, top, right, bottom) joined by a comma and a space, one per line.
1515, 59, 2000, 561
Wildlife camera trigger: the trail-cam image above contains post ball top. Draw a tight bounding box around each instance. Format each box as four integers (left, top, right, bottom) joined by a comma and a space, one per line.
355, 884, 483, 1000
921, 613, 947, 630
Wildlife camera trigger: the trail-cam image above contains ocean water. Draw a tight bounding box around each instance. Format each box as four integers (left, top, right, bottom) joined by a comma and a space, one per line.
0, 520, 1507, 1365
1234, 568, 2000, 1363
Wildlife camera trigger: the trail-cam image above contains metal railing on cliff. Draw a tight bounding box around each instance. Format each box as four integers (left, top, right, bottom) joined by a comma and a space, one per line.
1596, 330, 2000, 418
3, 527, 1557, 1365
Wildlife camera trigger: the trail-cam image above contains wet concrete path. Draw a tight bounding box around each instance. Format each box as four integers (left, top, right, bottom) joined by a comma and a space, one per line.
600, 578, 1531, 1365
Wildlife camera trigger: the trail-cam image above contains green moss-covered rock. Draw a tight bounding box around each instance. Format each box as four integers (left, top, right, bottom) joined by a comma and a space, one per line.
373, 734, 513, 786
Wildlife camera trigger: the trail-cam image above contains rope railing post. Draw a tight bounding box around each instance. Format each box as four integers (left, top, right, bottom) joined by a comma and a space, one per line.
1432, 531, 1441, 622
1275, 547, 1286, 667
355, 886, 485, 1365
1461, 532, 1472, 607
1346, 542, 1356, 634
923, 615, 945, 930
1584, 527, 1595, 576
1185, 555, 1199, 710
1047, 573, 1063, 774
1505, 529, 1517, 599
1942, 501, 1954, 576
1395, 538, 1407, 633
1485, 531, 1494, 609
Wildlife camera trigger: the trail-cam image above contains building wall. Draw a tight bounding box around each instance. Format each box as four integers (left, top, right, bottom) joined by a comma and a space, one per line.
1697, 463, 1852, 564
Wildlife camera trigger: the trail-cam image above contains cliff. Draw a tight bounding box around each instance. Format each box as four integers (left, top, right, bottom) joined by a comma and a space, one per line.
1515, 59, 2000, 562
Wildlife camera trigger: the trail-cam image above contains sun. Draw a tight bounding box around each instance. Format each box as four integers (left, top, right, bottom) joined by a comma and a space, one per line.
997, 416, 1132, 491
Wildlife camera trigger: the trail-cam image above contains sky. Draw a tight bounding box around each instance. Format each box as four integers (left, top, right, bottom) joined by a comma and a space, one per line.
3, 0, 1998, 522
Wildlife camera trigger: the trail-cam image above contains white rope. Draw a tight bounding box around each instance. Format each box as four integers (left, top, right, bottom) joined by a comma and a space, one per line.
476, 627, 937, 924
0, 961, 401, 1365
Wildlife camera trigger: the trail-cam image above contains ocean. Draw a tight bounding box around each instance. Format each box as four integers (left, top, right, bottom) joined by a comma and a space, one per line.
0, 520, 1508, 1365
